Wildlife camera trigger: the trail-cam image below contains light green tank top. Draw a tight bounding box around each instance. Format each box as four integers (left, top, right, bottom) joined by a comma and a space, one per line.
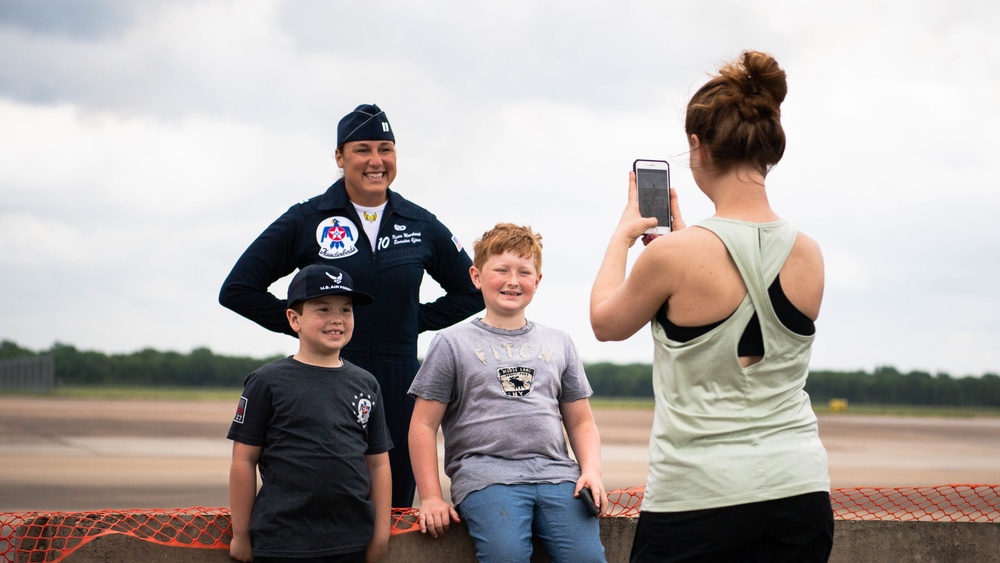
641, 217, 830, 512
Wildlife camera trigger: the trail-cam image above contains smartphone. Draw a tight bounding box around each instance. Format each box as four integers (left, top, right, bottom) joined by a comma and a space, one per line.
633, 159, 671, 235
578, 487, 600, 517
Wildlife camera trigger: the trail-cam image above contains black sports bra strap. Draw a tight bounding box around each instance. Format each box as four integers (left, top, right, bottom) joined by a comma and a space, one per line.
657, 274, 815, 350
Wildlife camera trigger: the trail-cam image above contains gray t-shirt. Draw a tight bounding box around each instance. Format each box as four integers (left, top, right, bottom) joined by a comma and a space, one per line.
408, 318, 593, 505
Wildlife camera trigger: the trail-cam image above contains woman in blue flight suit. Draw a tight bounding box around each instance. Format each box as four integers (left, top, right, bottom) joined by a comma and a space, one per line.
220, 103, 484, 508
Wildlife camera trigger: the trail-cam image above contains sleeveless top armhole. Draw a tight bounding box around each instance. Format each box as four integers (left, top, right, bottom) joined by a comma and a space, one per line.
655, 274, 815, 354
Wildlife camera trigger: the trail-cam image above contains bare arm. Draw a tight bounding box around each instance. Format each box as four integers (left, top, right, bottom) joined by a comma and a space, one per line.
365, 452, 392, 563
591, 172, 680, 341
561, 398, 608, 516
229, 442, 262, 562
408, 397, 459, 537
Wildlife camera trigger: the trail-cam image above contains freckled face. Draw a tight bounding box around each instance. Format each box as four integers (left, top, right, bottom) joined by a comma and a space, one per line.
471, 251, 541, 318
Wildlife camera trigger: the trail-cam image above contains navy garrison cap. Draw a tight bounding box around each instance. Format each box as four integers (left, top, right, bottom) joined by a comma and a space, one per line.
337, 103, 394, 146
287, 264, 374, 308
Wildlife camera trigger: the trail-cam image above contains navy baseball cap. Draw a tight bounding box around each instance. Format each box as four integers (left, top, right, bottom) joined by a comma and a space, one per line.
287, 264, 374, 308
337, 103, 395, 146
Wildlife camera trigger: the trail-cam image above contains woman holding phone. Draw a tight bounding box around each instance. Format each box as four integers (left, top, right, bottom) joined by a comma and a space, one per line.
590, 51, 833, 562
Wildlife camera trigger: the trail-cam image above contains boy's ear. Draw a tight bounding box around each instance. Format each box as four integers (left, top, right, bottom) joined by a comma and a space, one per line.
469, 265, 482, 289
286, 309, 301, 334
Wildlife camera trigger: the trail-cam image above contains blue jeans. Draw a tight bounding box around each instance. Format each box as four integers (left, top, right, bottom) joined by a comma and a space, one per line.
458, 482, 606, 563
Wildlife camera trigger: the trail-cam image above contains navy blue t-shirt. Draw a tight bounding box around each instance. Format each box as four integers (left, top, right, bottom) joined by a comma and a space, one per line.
227, 356, 393, 558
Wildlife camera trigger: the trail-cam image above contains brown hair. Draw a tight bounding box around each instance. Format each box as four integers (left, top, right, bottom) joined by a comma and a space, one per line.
473, 223, 543, 272
686, 50, 788, 177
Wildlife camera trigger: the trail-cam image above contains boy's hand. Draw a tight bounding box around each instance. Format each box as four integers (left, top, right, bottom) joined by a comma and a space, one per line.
574, 474, 609, 517
229, 532, 253, 562
418, 497, 461, 538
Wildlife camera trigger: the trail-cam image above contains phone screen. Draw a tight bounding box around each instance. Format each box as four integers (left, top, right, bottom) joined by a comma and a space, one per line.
636, 167, 671, 230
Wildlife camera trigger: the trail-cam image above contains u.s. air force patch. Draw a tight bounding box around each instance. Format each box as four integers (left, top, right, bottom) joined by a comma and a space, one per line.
315, 216, 360, 259
497, 366, 535, 397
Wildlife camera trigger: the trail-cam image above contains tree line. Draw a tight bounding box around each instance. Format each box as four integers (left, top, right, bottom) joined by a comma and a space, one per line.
570, 364, 1000, 408
0, 340, 280, 388
3, 340, 999, 407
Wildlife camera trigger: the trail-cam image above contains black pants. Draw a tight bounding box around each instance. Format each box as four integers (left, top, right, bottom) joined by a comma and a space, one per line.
630, 491, 834, 563
363, 355, 419, 508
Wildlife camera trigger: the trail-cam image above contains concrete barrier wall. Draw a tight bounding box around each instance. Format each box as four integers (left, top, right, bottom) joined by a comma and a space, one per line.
35, 517, 1000, 563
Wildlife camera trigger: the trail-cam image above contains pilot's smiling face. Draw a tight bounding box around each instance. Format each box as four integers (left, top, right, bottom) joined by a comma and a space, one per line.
336, 140, 397, 206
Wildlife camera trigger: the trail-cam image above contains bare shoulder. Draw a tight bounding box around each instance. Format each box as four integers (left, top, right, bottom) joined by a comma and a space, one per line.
789, 230, 824, 271
645, 224, 726, 259
781, 230, 825, 319
796, 230, 822, 252
622, 227, 721, 307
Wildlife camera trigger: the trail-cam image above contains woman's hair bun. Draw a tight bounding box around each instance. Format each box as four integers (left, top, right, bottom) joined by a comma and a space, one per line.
685, 50, 789, 176
722, 51, 787, 123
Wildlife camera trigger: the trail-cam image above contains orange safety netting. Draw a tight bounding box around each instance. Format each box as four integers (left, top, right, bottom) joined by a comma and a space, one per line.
3, 485, 998, 563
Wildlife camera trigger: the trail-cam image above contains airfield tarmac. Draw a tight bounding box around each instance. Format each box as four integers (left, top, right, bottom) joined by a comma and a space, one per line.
1, 397, 998, 512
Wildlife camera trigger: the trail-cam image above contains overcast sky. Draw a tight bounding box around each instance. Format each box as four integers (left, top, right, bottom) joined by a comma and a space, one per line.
1, 0, 997, 376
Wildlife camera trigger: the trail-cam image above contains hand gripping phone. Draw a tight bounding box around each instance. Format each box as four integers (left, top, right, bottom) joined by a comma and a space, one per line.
633, 159, 672, 235
579, 487, 600, 517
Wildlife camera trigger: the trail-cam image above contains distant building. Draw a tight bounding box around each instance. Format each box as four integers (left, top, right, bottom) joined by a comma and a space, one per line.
0, 355, 54, 392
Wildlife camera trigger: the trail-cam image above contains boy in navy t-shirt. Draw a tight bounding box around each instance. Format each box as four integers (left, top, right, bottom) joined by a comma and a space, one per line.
228, 264, 393, 562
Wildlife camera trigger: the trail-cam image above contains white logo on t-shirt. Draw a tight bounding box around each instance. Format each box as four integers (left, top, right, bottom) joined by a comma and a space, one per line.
353, 393, 374, 428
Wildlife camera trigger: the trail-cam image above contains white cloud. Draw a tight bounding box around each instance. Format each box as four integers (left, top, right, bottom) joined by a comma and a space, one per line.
1, 0, 998, 376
